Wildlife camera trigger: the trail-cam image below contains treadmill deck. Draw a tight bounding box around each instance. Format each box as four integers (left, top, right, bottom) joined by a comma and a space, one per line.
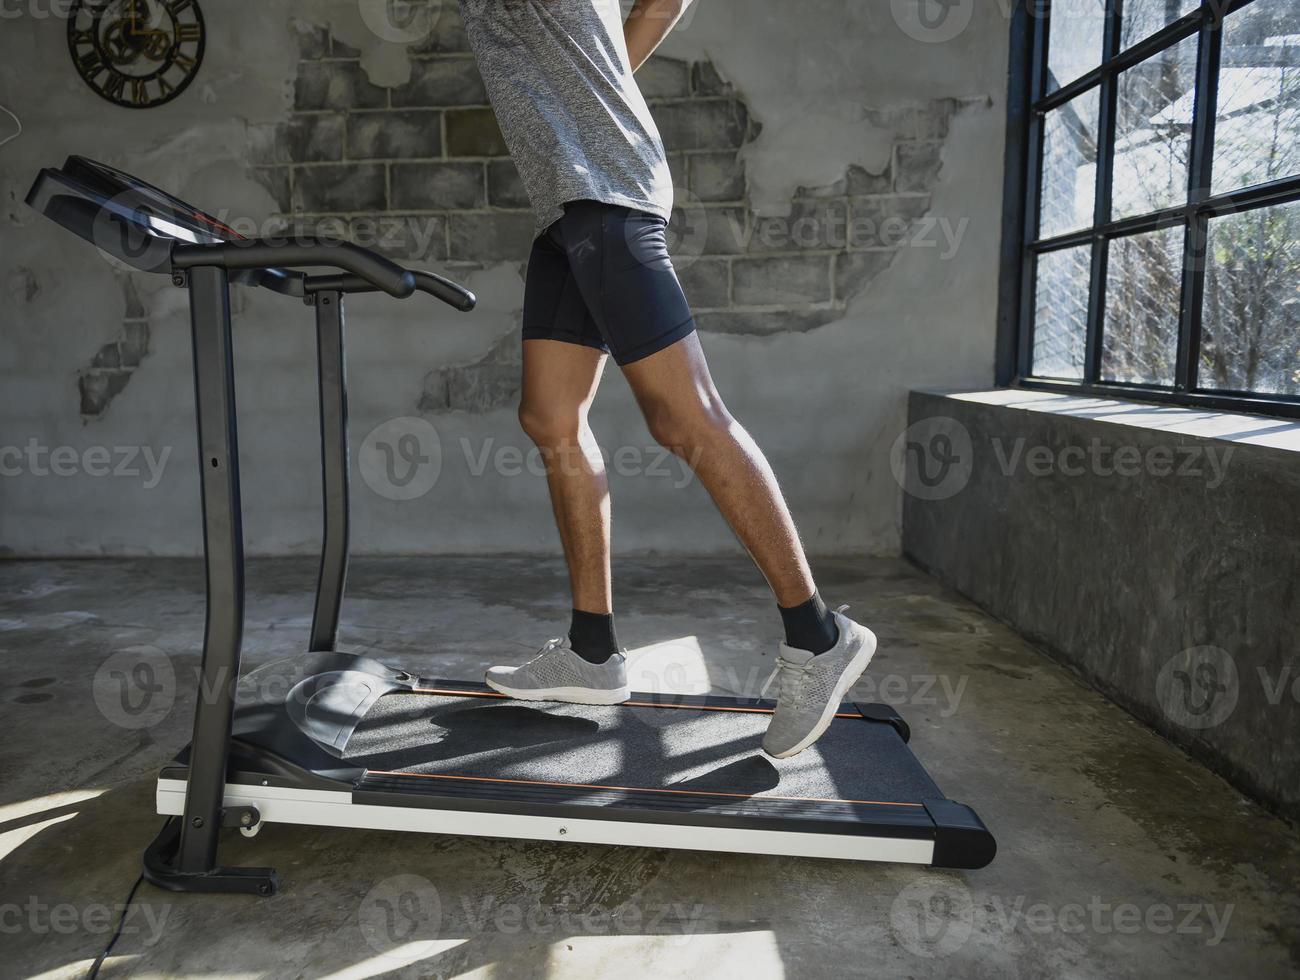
158, 680, 995, 868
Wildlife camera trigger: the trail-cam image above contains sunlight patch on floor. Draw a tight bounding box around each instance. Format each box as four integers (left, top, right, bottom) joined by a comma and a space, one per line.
314, 941, 468, 979
625, 636, 710, 694
544, 929, 785, 979
0, 789, 104, 860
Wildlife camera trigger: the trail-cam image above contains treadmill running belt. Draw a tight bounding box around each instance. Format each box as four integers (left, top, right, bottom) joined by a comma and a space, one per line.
345, 691, 944, 809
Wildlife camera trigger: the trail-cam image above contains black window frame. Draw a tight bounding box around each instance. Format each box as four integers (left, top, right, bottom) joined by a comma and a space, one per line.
997, 0, 1300, 418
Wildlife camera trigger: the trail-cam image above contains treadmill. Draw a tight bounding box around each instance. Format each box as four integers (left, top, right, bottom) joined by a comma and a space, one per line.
28, 157, 996, 896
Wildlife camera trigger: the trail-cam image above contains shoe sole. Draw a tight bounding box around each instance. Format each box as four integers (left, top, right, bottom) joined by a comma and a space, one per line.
765, 628, 878, 760
484, 678, 631, 705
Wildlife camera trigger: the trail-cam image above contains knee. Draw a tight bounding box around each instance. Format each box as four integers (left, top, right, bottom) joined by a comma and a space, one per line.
642, 393, 732, 456
518, 400, 585, 448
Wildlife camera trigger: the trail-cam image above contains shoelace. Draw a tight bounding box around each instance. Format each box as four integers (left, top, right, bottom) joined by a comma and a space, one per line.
524, 637, 567, 666
761, 656, 810, 701
760, 604, 852, 701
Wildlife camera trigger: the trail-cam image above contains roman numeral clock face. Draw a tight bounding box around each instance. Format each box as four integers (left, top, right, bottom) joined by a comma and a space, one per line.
68, 0, 205, 109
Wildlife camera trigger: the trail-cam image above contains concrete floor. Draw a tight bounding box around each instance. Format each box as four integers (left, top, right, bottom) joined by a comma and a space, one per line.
1, 556, 1297, 979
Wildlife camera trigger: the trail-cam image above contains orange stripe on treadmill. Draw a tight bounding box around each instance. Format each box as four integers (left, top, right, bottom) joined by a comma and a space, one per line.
413, 687, 507, 699
411, 687, 862, 719
366, 769, 923, 808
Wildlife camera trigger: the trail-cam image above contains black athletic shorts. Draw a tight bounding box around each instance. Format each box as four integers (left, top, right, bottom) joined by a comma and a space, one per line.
522, 199, 697, 365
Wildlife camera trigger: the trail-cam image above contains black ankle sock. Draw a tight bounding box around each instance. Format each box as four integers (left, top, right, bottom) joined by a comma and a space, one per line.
569, 609, 619, 664
779, 591, 839, 655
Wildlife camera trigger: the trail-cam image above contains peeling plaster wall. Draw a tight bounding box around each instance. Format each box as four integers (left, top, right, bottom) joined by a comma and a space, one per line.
0, 0, 1008, 557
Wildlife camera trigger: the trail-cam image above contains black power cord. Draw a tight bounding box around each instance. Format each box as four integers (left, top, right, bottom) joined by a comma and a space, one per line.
86, 818, 169, 979
86, 872, 144, 979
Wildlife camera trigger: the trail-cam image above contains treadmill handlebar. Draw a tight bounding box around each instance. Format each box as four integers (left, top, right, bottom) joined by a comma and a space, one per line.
172, 238, 417, 299
413, 270, 477, 312
303, 269, 477, 312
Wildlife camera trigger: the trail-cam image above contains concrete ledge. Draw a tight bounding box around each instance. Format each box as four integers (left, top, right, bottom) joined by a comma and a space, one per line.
940, 388, 1300, 451
901, 388, 1300, 823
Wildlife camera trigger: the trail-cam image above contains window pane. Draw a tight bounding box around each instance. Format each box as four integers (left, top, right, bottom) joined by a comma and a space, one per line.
1101, 225, 1186, 385
1033, 245, 1093, 379
1112, 33, 1199, 219
1212, 0, 1300, 193
1200, 202, 1300, 396
1039, 89, 1101, 238
1119, 0, 1200, 50
1048, 0, 1108, 92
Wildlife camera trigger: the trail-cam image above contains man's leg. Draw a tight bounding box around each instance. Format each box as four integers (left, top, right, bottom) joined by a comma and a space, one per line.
621, 332, 877, 757
486, 337, 630, 702
517, 338, 620, 661
621, 333, 830, 630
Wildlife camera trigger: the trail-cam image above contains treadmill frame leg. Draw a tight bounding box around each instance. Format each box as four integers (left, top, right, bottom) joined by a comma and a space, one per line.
144, 817, 276, 896
307, 289, 349, 654
142, 265, 276, 897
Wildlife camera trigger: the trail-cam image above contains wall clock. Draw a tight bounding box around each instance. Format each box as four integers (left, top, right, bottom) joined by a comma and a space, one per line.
68, 0, 205, 109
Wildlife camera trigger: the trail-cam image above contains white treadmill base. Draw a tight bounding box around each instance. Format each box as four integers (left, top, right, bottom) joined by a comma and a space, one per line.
156, 778, 936, 865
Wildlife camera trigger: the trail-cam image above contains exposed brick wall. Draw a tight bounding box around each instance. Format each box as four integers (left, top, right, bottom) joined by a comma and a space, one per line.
237, 11, 976, 414
254, 16, 535, 271
674, 99, 971, 338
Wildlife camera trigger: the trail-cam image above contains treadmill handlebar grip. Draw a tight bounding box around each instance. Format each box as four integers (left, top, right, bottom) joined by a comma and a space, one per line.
172, 239, 416, 299
413, 270, 476, 312
302, 270, 477, 312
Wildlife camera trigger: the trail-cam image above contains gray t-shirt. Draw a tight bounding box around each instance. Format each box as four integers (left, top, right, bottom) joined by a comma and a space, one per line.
459, 0, 675, 235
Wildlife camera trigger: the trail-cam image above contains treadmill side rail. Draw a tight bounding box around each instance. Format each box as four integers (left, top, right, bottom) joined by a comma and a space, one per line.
923, 799, 998, 869
853, 702, 911, 743
156, 778, 940, 867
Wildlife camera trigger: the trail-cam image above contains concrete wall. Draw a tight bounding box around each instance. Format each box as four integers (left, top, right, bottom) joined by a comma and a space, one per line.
0, 0, 1009, 557
901, 390, 1300, 822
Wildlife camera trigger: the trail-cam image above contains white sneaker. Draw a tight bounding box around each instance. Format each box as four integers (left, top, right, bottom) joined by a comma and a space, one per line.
485, 637, 631, 705
761, 610, 877, 759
